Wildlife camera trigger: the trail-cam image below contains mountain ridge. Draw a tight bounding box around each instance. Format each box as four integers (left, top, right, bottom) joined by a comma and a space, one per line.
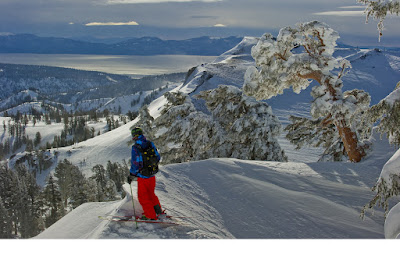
0, 34, 243, 56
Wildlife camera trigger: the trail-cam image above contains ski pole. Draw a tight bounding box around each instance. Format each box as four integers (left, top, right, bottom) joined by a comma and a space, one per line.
129, 182, 138, 229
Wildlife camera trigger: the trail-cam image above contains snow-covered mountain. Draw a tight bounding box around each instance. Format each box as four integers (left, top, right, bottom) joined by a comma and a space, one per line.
0, 34, 242, 56
2, 36, 400, 239
0, 63, 185, 115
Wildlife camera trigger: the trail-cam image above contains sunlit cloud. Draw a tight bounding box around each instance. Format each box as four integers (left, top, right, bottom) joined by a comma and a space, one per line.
313, 10, 364, 17
213, 23, 227, 27
338, 6, 365, 9
103, 0, 222, 4
85, 21, 140, 26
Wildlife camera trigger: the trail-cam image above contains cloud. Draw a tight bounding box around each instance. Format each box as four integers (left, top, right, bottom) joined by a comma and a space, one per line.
104, 0, 222, 4
338, 6, 365, 9
213, 23, 227, 27
85, 21, 140, 26
313, 10, 364, 17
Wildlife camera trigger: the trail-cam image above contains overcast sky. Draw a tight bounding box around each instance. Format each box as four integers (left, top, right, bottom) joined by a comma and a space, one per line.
0, 0, 399, 45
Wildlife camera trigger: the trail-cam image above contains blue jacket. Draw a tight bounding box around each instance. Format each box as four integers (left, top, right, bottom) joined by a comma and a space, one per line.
130, 135, 161, 178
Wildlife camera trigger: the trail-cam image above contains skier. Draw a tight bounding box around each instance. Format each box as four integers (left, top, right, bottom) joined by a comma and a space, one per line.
127, 127, 164, 220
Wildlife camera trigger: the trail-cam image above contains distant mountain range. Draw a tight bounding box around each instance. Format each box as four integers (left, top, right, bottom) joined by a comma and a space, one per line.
0, 34, 243, 56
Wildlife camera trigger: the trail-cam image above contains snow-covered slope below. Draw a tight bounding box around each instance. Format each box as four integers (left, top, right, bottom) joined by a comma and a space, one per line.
35, 130, 396, 239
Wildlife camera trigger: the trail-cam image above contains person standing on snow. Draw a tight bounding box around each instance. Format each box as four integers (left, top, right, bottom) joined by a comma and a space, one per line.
127, 127, 164, 220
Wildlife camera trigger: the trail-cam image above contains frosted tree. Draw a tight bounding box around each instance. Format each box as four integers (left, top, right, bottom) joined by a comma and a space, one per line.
285, 89, 371, 161
358, 0, 400, 40
42, 175, 64, 228
153, 87, 287, 164
15, 164, 41, 238
0, 196, 12, 238
91, 164, 108, 201
361, 83, 400, 217
352, 2, 400, 229
54, 159, 86, 210
243, 21, 368, 162
153, 91, 212, 163
103, 180, 118, 201
128, 105, 155, 147
197, 85, 287, 161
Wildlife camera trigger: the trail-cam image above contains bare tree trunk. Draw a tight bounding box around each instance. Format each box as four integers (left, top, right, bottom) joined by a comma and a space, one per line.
335, 119, 365, 162
299, 71, 366, 162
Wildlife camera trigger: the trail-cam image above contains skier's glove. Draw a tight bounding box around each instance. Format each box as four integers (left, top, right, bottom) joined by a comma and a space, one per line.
127, 174, 138, 184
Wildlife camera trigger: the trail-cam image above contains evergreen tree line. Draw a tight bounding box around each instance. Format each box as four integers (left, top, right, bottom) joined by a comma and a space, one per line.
0, 121, 39, 160
1, 109, 131, 160
0, 159, 129, 238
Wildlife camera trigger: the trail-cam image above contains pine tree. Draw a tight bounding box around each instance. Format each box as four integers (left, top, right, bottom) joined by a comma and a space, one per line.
106, 161, 125, 192
15, 164, 41, 238
152, 91, 210, 163
132, 105, 155, 140
285, 89, 371, 161
91, 164, 108, 201
54, 158, 89, 210
54, 159, 73, 208
151, 86, 287, 164
243, 21, 368, 162
362, 84, 400, 217
0, 196, 13, 238
197, 85, 287, 161
42, 175, 63, 228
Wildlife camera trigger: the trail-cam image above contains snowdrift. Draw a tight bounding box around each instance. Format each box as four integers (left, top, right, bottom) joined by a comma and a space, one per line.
36, 150, 394, 239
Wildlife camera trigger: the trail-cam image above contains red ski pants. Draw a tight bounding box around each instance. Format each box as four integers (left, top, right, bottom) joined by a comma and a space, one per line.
137, 176, 161, 220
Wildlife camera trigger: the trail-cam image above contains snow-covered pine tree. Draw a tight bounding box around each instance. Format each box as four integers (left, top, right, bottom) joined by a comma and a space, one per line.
127, 105, 155, 147
106, 161, 127, 192
91, 164, 108, 202
54, 159, 74, 209
42, 175, 64, 228
152, 87, 286, 164
367, 83, 400, 145
243, 21, 368, 162
285, 89, 371, 161
197, 85, 287, 161
103, 179, 118, 201
0, 196, 13, 238
362, 83, 400, 217
14, 164, 41, 238
152, 91, 212, 163
358, 0, 400, 40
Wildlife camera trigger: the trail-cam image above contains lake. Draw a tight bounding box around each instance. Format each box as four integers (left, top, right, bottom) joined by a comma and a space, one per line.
0, 53, 217, 76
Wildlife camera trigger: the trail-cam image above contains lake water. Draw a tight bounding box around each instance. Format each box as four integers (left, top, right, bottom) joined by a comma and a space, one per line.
0, 53, 217, 76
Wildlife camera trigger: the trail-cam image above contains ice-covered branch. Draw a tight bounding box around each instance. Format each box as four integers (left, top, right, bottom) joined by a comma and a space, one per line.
357, 0, 400, 40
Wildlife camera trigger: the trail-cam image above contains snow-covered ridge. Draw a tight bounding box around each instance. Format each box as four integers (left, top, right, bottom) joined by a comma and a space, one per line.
36, 135, 396, 239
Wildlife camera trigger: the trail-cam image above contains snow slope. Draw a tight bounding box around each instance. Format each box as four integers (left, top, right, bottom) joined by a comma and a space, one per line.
35, 129, 396, 239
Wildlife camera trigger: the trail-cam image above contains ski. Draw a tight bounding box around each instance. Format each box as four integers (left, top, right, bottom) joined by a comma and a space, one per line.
103, 214, 191, 220
98, 216, 180, 226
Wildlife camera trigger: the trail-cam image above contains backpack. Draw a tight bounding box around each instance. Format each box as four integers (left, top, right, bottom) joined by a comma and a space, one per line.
135, 142, 159, 177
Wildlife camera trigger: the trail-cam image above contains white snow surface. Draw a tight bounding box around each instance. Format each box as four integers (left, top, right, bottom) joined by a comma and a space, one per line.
35, 129, 396, 239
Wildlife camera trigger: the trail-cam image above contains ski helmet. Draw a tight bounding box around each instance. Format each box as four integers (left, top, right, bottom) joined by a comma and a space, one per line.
131, 127, 143, 139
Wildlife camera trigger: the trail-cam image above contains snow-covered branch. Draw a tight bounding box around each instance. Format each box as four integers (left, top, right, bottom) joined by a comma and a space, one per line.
357, 0, 400, 40
362, 84, 400, 218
